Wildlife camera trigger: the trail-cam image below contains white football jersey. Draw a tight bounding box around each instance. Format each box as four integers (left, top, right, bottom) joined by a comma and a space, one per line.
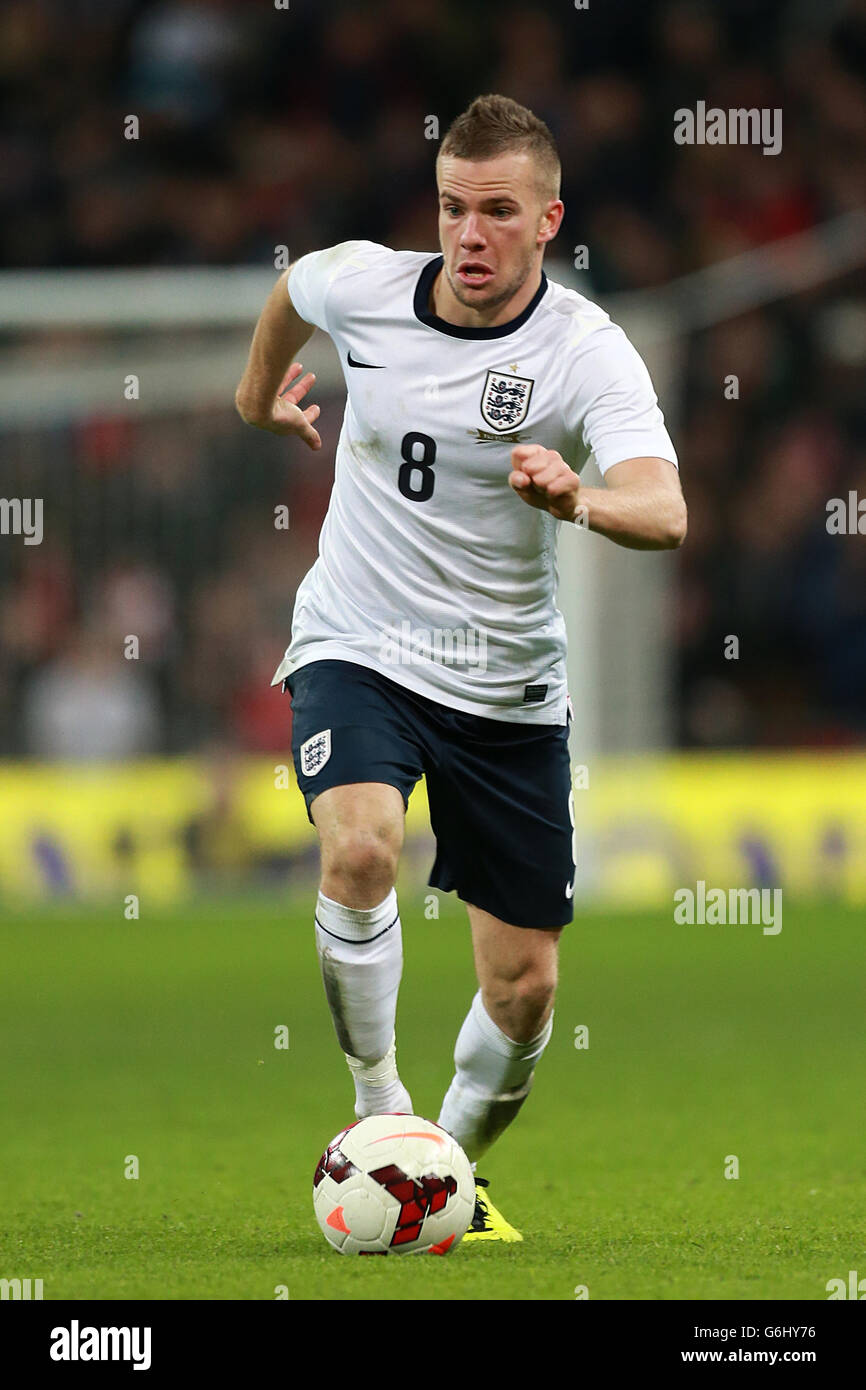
271, 241, 678, 724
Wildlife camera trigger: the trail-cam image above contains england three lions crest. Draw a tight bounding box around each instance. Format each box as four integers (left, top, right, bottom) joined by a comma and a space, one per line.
300, 728, 331, 777
480, 369, 534, 432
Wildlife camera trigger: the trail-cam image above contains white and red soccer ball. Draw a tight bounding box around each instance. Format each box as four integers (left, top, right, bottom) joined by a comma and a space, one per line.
313, 1114, 475, 1255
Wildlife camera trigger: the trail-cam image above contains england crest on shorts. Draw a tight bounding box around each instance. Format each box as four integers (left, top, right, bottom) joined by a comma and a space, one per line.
300, 728, 331, 777
480, 369, 534, 432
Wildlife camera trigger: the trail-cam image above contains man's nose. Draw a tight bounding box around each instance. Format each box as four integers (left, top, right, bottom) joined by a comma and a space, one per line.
460, 213, 486, 246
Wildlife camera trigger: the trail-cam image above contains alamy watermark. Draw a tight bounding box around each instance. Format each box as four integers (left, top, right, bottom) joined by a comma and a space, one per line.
827, 1270, 866, 1299
0, 497, 43, 545
674, 102, 782, 156
50, 1322, 151, 1370
674, 881, 782, 935
378, 619, 488, 673
826, 492, 865, 535
1, 1276, 43, 1299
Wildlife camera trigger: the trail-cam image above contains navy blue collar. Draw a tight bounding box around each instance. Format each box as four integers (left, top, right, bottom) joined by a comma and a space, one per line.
413, 255, 548, 340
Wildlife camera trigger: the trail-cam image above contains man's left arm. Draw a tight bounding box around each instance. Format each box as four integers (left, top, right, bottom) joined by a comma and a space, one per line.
509, 448, 687, 550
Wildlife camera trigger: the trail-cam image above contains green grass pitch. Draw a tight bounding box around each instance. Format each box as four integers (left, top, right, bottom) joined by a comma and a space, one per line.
0, 894, 863, 1300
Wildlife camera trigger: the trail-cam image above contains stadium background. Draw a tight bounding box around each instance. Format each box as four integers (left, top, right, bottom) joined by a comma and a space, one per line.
1, 0, 865, 1304
1, 0, 864, 905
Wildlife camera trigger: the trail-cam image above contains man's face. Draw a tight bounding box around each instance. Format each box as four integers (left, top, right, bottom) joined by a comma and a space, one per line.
436, 151, 561, 315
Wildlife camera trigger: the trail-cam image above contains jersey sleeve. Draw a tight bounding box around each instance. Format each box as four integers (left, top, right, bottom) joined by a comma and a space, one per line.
287, 241, 384, 335
565, 321, 678, 476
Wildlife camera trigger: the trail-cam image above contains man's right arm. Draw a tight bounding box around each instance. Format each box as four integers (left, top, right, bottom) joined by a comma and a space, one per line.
234, 268, 323, 450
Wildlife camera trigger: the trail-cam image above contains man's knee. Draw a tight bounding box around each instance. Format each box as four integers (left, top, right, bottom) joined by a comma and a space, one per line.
322, 826, 400, 895
483, 965, 557, 1041
312, 784, 404, 907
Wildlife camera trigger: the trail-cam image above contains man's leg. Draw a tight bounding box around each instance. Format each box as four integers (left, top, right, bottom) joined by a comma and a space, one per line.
311, 781, 414, 1117
438, 903, 560, 1163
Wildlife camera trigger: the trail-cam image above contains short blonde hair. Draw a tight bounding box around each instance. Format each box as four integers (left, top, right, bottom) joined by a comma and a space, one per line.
438, 94, 561, 203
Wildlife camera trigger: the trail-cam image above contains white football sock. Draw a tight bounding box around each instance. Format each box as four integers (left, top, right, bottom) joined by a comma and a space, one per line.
315, 888, 413, 1119
437, 989, 553, 1163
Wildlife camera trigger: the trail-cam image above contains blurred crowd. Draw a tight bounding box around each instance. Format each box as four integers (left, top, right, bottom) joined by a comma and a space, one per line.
1, 0, 865, 754
0, 403, 335, 755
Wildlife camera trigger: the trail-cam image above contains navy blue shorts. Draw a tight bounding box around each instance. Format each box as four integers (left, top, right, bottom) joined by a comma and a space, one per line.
286, 659, 575, 929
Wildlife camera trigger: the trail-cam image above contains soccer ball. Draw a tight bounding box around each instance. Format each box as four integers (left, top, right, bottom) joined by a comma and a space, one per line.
313, 1114, 475, 1255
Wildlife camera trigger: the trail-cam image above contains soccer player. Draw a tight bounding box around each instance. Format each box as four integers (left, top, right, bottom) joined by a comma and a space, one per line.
236, 94, 685, 1242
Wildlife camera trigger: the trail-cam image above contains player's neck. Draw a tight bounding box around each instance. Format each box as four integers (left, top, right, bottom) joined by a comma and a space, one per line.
430, 264, 544, 331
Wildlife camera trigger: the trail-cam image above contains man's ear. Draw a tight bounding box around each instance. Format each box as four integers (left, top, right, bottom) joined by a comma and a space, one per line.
538, 199, 564, 246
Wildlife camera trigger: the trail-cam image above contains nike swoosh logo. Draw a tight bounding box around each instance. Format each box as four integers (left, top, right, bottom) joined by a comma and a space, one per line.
347, 351, 384, 369
370, 1131, 447, 1146
565, 880, 575, 899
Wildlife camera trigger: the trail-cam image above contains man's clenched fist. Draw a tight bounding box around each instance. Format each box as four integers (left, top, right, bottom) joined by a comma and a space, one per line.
508, 445, 584, 523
